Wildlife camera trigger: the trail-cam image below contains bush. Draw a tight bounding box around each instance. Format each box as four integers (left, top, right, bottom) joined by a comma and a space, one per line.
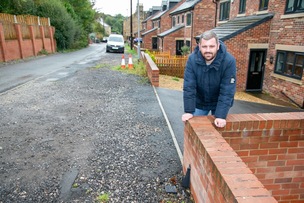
35, 0, 78, 50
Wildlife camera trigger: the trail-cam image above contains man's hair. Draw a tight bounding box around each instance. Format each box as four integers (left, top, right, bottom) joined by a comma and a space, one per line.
199, 30, 219, 45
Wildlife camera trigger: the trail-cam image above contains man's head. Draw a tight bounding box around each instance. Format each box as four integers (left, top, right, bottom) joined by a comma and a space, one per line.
199, 30, 220, 63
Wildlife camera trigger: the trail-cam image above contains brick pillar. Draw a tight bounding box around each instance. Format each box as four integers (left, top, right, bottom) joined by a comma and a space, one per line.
29, 25, 37, 56
49, 26, 55, 53
0, 22, 7, 62
14, 23, 24, 59
39, 25, 45, 50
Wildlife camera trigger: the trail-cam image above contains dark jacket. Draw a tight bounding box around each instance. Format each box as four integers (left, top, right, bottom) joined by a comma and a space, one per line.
183, 41, 236, 119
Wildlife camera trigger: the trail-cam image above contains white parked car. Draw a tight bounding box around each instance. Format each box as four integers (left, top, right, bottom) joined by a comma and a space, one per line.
106, 34, 124, 53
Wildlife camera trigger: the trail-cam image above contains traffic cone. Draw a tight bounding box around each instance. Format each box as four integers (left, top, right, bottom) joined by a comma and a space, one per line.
128, 54, 133, 69
121, 54, 125, 69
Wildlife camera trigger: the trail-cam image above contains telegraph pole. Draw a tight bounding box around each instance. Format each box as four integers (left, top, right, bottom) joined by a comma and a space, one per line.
130, 0, 133, 50
137, 0, 140, 59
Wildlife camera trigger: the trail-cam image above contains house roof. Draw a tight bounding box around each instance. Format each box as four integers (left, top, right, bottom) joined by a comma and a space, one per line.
170, 0, 201, 15
158, 24, 185, 37
151, 9, 168, 21
152, 0, 181, 21
195, 13, 274, 41
141, 27, 158, 36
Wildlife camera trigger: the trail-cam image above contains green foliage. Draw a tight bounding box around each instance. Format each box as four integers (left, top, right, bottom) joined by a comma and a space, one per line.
1, 0, 96, 50
35, 0, 77, 50
96, 192, 109, 203
181, 45, 190, 55
145, 50, 156, 62
0, 0, 36, 14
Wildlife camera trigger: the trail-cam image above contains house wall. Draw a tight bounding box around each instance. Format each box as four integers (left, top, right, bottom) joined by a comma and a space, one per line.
143, 30, 158, 50
224, 20, 272, 90
229, 0, 261, 18
263, 1, 304, 108
192, 0, 217, 49
163, 29, 184, 55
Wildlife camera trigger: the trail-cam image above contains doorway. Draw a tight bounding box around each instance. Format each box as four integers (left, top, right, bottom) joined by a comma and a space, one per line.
246, 50, 266, 91
176, 40, 184, 55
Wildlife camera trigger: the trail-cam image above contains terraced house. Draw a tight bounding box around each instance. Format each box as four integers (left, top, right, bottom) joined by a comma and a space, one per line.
140, 0, 304, 108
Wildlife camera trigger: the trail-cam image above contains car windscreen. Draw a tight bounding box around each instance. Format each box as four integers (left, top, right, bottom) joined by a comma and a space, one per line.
109, 36, 123, 42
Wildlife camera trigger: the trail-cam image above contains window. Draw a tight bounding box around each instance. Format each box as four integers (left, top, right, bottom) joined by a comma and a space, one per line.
186, 13, 192, 26
152, 21, 154, 28
239, 0, 246, 14
158, 20, 161, 28
186, 40, 191, 47
285, 0, 304, 14
259, 0, 269, 10
182, 15, 184, 23
220, 1, 230, 21
172, 16, 176, 27
178, 16, 180, 24
274, 51, 304, 79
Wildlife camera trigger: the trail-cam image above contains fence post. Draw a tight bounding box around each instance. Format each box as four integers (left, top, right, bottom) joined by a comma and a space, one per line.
14, 23, 24, 59
0, 22, 7, 62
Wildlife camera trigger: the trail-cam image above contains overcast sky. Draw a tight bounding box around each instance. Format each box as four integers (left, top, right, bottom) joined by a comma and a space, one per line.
94, 0, 163, 16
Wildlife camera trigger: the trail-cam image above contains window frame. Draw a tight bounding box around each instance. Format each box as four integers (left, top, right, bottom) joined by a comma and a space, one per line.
239, 0, 246, 14
219, 1, 230, 21
186, 13, 192, 26
259, 0, 269, 11
274, 50, 304, 80
285, 0, 304, 14
172, 16, 176, 27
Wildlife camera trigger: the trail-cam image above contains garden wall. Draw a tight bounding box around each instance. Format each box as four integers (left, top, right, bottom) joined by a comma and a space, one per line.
184, 112, 304, 203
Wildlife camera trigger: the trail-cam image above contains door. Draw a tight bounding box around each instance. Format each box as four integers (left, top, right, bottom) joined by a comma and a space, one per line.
176, 40, 184, 55
152, 37, 158, 50
246, 50, 266, 91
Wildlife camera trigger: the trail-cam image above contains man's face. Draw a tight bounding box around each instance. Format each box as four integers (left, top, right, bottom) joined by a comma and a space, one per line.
199, 38, 219, 62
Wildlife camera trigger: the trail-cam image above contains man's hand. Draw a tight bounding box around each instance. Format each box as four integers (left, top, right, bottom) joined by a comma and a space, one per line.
182, 113, 193, 122
214, 118, 226, 128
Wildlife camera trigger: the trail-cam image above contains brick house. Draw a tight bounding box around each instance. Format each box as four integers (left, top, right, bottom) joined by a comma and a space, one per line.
141, 6, 162, 50
162, 0, 217, 55
142, 0, 303, 108
198, 0, 304, 108
141, 0, 183, 51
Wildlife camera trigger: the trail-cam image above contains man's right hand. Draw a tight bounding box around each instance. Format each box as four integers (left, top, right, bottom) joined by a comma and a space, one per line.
182, 113, 193, 122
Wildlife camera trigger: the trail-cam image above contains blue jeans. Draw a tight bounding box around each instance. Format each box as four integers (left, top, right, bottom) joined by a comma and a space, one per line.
193, 108, 215, 116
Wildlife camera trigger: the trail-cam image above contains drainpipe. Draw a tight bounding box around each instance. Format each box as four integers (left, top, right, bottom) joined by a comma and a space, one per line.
191, 11, 194, 51
212, 0, 218, 27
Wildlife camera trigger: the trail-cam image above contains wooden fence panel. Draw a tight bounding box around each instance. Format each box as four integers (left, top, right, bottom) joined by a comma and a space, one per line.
2, 21, 17, 40
0, 13, 49, 26
155, 56, 187, 78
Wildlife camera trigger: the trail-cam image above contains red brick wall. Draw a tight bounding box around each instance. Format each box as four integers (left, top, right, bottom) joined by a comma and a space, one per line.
142, 29, 158, 50
184, 112, 304, 203
230, 0, 260, 18
142, 52, 159, 87
162, 28, 184, 55
0, 23, 56, 62
224, 20, 272, 90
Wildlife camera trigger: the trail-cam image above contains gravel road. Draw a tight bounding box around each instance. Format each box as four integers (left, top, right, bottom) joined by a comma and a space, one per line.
0, 53, 192, 202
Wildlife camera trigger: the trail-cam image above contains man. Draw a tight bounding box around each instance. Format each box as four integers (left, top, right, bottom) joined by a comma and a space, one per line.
182, 30, 236, 128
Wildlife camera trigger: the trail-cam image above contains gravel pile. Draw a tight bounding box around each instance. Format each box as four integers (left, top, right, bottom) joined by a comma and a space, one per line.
0, 55, 193, 202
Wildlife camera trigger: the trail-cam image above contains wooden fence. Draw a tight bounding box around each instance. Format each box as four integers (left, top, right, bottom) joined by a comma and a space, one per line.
0, 13, 50, 40
153, 52, 188, 78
